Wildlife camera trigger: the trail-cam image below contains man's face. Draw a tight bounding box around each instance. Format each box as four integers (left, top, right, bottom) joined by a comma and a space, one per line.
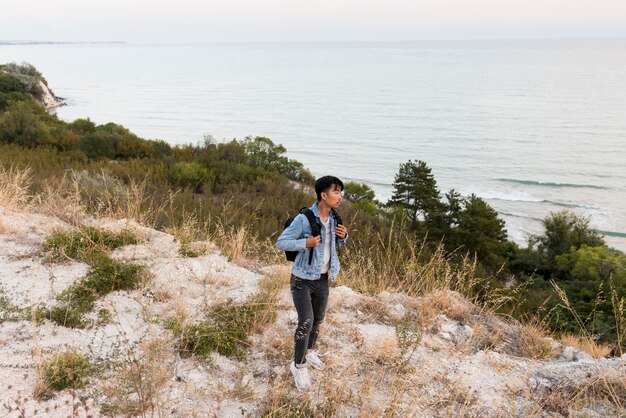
322, 184, 343, 208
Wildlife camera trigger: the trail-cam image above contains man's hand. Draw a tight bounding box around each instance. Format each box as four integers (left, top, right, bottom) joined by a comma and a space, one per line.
335, 224, 348, 239
306, 235, 322, 247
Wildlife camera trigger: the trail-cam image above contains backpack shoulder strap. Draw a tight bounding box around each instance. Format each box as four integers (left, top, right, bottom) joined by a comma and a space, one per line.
300, 208, 319, 265
300, 208, 320, 236
330, 209, 342, 226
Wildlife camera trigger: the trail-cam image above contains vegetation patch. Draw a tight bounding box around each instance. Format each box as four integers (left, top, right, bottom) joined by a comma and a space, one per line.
101, 337, 173, 417
0, 284, 23, 323
36, 350, 91, 398
39, 254, 144, 328
170, 276, 279, 359
44, 226, 140, 263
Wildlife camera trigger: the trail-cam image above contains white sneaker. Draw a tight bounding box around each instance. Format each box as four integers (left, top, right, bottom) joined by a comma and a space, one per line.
305, 350, 325, 371
290, 361, 311, 391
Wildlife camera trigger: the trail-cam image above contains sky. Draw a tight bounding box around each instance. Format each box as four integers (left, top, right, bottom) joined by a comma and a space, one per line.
2, 0, 626, 42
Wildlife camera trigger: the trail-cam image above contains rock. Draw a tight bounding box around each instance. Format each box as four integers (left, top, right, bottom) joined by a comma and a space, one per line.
435, 316, 474, 346
38, 80, 64, 109
561, 346, 594, 362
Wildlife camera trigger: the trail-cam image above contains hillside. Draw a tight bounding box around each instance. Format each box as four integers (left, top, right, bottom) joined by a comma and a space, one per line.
0, 62, 625, 417
1, 202, 625, 417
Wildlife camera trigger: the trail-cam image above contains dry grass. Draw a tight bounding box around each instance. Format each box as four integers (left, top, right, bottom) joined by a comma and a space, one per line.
560, 334, 612, 359
355, 296, 392, 323
73, 170, 163, 227
610, 281, 625, 356
528, 370, 626, 417
0, 165, 32, 210
414, 290, 476, 327
101, 335, 174, 417
484, 353, 515, 373
428, 376, 479, 416
470, 321, 506, 351
164, 208, 208, 257
515, 321, 555, 360
0, 219, 13, 234
33, 172, 86, 226
580, 372, 626, 411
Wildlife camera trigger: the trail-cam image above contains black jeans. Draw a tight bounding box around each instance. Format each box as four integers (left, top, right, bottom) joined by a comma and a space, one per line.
290, 273, 329, 365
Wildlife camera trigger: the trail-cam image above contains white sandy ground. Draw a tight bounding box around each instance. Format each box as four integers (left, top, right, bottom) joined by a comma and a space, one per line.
0, 205, 625, 417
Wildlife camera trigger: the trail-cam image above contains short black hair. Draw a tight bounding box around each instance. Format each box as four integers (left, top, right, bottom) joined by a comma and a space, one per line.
315, 176, 344, 201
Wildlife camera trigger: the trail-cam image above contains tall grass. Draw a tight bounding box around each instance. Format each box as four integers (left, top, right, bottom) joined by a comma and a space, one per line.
551, 278, 626, 356
0, 165, 32, 210
340, 221, 510, 313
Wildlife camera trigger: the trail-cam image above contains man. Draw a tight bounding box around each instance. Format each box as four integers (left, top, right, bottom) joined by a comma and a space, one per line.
276, 175, 349, 391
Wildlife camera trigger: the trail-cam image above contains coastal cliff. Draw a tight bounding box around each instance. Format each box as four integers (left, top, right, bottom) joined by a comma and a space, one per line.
0, 62, 63, 110
36, 79, 63, 110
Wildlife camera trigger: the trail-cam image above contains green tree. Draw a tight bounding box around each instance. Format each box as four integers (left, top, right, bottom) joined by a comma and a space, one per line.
454, 194, 508, 269
344, 181, 376, 203
533, 210, 604, 269
241, 136, 313, 183
556, 245, 626, 282
388, 160, 442, 230
444, 189, 464, 228
344, 181, 379, 216
69, 118, 97, 134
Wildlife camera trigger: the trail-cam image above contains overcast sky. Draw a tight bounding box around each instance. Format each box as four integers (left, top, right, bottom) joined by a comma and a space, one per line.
2, 0, 626, 42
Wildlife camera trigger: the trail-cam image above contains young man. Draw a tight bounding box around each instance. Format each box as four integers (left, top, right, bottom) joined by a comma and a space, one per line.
276, 176, 349, 391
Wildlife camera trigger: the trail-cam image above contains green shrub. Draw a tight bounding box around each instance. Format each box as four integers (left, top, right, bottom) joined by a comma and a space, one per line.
40, 350, 91, 393
45, 304, 88, 328
69, 118, 97, 134
0, 284, 22, 323
44, 226, 140, 263
76, 131, 116, 160
173, 291, 278, 359
44, 255, 144, 328
168, 161, 211, 192
178, 320, 247, 358
1, 62, 45, 96
0, 99, 49, 146
0, 72, 25, 94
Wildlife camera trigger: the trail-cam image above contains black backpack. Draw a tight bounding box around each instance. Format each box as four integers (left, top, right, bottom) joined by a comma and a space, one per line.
283, 207, 342, 264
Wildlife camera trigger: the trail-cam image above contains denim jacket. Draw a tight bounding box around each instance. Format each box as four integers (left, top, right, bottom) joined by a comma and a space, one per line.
276, 201, 348, 282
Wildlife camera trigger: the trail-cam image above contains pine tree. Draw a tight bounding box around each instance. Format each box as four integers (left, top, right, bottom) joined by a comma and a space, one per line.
388, 160, 441, 230
455, 194, 508, 269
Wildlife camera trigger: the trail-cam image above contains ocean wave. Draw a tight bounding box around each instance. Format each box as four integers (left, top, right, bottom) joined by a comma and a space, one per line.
496, 178, 609, 190
474, 191, 544, 203
497, 211, 544, 222
595, 230, 626, 239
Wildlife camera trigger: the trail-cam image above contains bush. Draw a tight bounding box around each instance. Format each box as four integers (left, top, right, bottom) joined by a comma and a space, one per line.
76, 131, 117, 160
0, 72, 25, 94
1, 62, 45, 96
168, 161, 211, 192
42, 253, 144, 328
69, 118, 97, 134
173, 278, 279, 359
44, 226, 140, 263
39, 350, 91, 393
178, 320, 247, 358
0, 99, 49, 146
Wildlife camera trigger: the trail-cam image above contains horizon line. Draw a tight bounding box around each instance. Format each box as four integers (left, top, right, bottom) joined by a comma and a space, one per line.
2, 36, 626, 45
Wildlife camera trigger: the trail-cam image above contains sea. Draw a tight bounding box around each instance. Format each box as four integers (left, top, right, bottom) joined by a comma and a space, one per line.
1, 40, 625, 250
